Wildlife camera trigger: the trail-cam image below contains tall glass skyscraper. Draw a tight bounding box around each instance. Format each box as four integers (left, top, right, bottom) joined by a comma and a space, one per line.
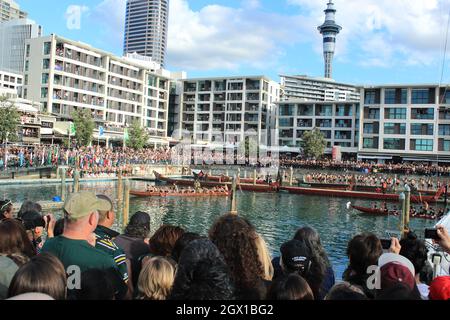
0, 19, 42, 73
123, 0, 169, 67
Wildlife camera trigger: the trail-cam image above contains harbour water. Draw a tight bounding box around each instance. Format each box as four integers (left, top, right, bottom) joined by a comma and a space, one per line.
0, 180, 438, 279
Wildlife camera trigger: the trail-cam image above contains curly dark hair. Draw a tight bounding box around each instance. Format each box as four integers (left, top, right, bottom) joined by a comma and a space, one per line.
208, 214, 264, 293
148, 225, 185, 257
169, 239, 235, 300
400, 231, 428, 276
172, 232, 204, 262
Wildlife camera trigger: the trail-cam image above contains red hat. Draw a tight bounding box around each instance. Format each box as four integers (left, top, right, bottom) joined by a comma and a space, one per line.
380, 263, 415, 291
429, 276, 450, 300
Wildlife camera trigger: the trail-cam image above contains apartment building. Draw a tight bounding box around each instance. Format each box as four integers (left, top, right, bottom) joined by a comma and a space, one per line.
359, 85, 450, 162
277, 100, 359, 155
280, 75, 360, 102
0, 0, 27, 22
180, 76, 280, 146
23, 34, 170, 147
0, 69, 22, 98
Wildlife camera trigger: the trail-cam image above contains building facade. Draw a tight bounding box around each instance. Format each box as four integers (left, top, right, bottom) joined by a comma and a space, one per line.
180, 76, 280, 146
280, 75, 360, 102
358, 85, 450, 162
123, 0, 169, 67
0, 0, 27, 22
0, 18, 43, 74
0, 69, 22, 98
277, 100, 359, 155
23, 34, 170, 147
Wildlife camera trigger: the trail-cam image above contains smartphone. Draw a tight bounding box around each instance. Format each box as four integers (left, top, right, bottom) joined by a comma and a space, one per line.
424, 228, 439, 240
380, 239, 391, 250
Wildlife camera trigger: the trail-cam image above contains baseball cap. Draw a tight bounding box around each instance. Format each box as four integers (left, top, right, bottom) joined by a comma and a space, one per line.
280, 239, 312, 274
378, 253, 415, 290
64, 191, 112, 220
429, 276, 450, 300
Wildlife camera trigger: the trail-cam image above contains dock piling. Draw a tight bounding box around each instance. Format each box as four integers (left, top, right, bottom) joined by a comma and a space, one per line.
289, 167, 294, 186
60, 167, 66, 201
230, 175, 238, 215
123, 179, 130, 227
73, 169, 80, 192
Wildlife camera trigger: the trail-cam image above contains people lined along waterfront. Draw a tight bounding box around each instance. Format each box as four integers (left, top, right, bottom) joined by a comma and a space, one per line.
303, 173, 445, 191
0, 146, 172, 171
3, 144, 450, 177
1, 192, 450, 300
281, 158, 450, 176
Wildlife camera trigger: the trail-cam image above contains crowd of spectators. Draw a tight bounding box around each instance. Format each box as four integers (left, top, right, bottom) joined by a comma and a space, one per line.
1, 193, 450, 301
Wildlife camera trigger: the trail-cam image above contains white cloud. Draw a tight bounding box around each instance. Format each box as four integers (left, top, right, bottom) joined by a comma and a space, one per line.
287, 0, 450, 67
89, 0, 126, 46
166, 0, 313, 71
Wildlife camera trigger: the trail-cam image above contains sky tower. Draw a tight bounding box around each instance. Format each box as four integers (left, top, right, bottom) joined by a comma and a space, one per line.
318, 0, 342, 79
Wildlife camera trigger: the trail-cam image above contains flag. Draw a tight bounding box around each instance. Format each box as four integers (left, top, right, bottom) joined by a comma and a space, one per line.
70, 122, 76, 135
99, 126, 104, 137
124, 128, 129, 142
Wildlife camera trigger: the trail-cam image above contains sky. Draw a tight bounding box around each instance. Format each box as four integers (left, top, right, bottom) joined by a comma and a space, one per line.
15, 0, 450, 85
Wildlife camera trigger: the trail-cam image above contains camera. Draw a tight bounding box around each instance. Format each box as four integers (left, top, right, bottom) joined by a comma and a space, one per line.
424, 228, 439, 240
380, 239, 391, 250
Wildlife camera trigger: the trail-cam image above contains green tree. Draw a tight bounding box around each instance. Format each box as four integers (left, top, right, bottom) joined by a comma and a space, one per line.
71, 108, 95, 146
0, 96, 20, 144
300, 128, 327, 160
127, 121, 149, 150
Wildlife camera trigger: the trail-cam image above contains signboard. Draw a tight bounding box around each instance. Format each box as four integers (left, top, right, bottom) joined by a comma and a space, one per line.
41, 121, 54, 135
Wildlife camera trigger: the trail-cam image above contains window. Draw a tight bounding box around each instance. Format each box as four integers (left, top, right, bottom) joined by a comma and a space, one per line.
384, 123, 406, 135
411, 124, 434, 135
279, 118, 293, 127
24, 75, 28, 85
42, 59, 50, 69
385, 108, 407, 119
363, 123, 374, 134
411, 139, 433, 151
41, 73, 49, 84
43, 42, 51, 55
26, 44, 30, 57
280, 105, 294, 116
41, 87, 48, 98
25, 60, 29, 72
365, 90, 377, 104
411, 108, 434, 120
385, 89, 407, 104
411, 89, 433, 104
443, 140, 450, 152
384, 138, 405, 150
363, 138, 376, 149
439, 124, 450, 136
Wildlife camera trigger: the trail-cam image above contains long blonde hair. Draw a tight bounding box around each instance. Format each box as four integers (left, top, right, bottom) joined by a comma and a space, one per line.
137, 256, 175, 300
254, 233, 274, 281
